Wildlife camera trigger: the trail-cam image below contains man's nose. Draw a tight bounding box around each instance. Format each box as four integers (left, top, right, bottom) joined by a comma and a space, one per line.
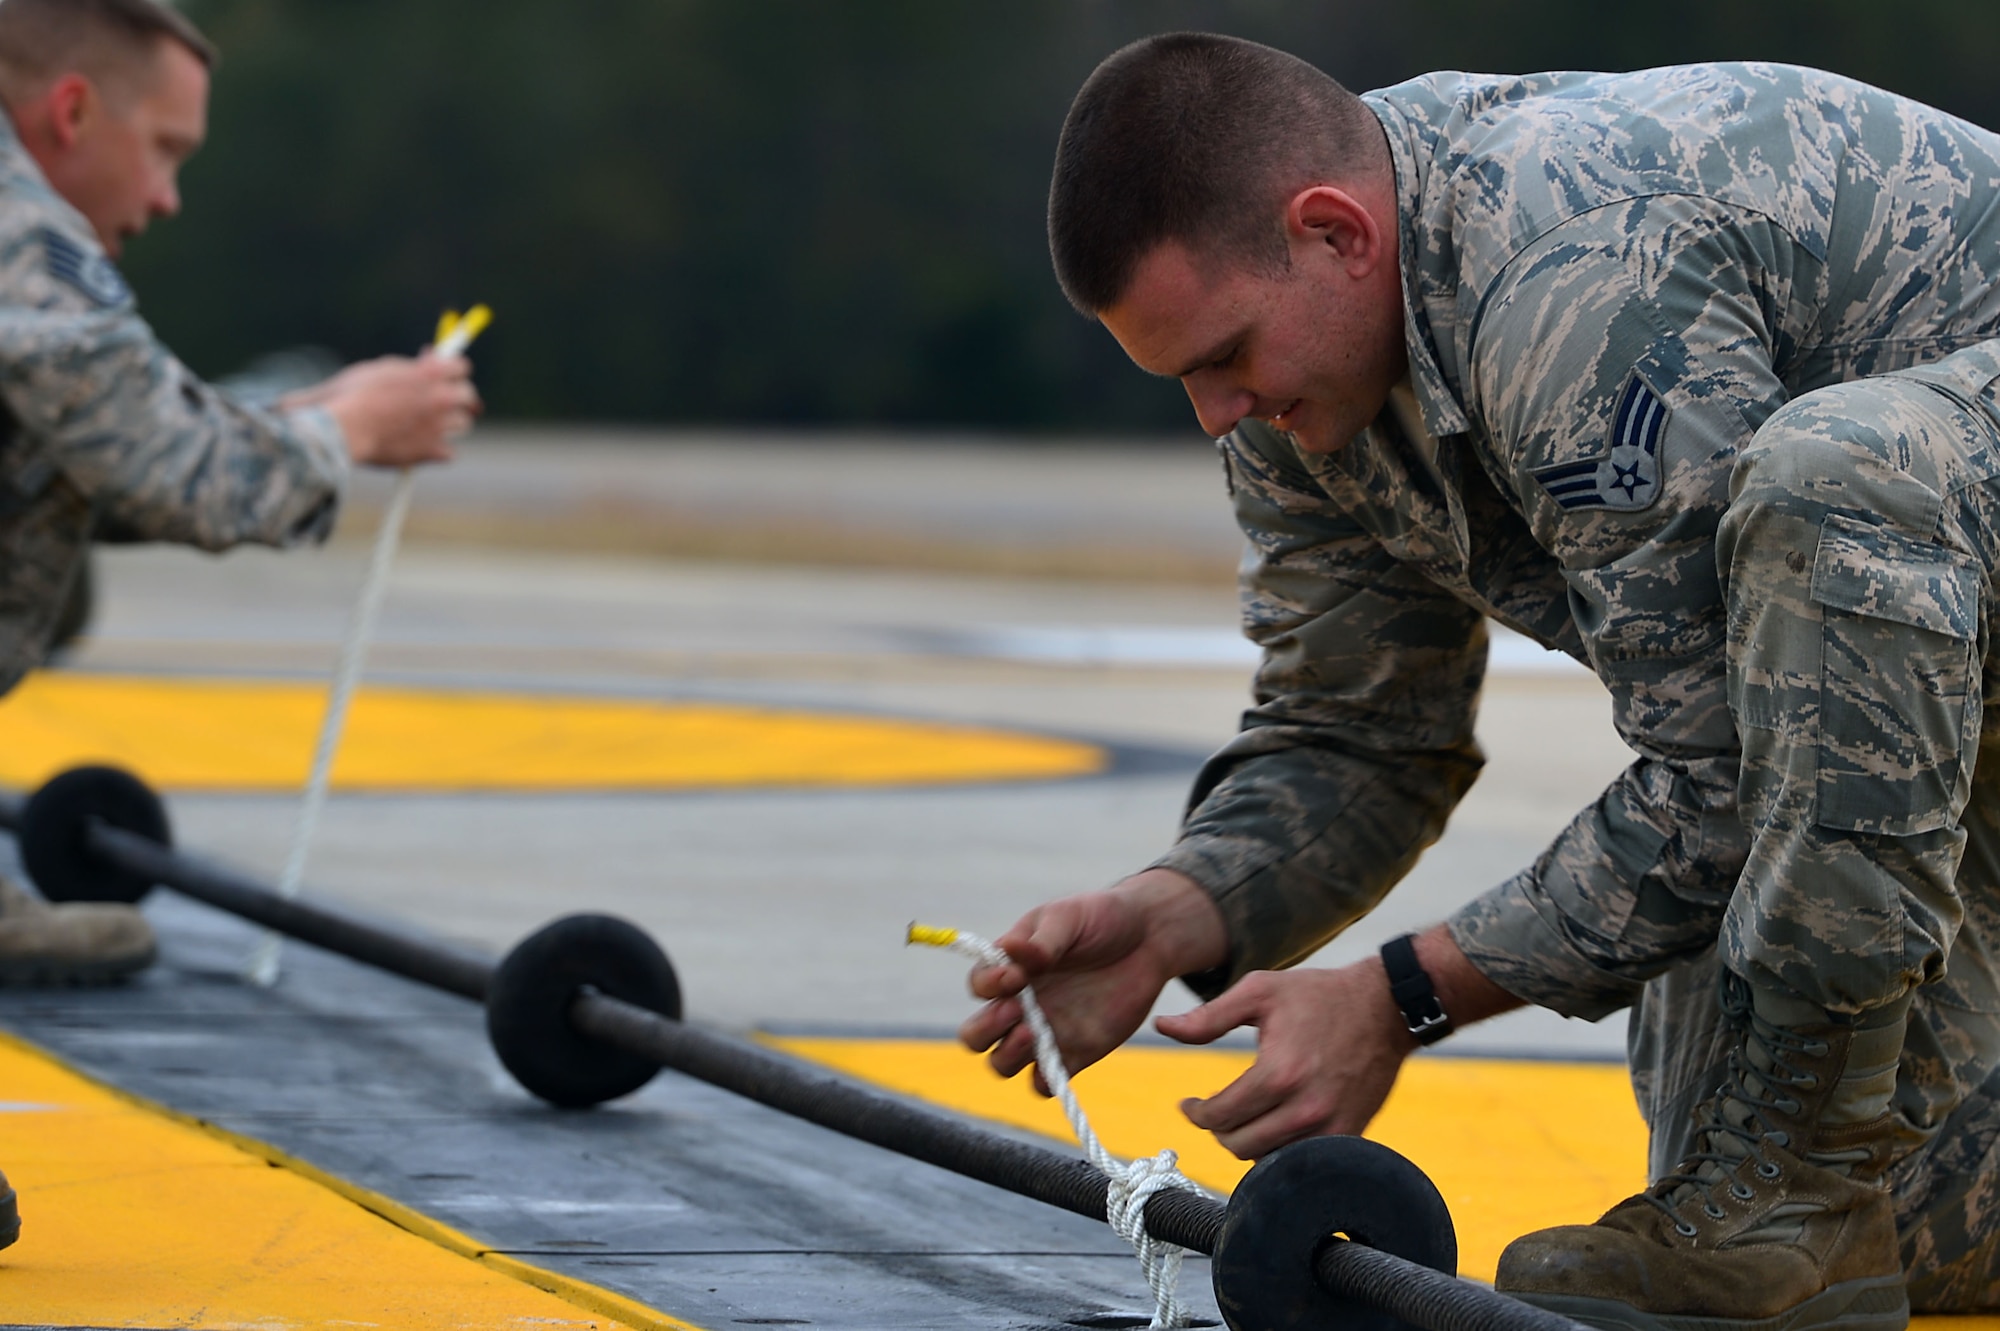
151, 177, 181, 220
1182, 374, 1252, 439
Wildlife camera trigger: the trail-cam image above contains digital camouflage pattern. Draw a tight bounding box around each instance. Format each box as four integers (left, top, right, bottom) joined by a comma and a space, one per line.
0, 113, 346, 693
1719, 347, 2000, 1013
1145, 65, 2000, 1304
1159, 63, 2000, 1010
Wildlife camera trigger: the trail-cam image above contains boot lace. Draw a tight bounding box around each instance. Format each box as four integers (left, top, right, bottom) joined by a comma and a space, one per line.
1641, 982, 1829, 1238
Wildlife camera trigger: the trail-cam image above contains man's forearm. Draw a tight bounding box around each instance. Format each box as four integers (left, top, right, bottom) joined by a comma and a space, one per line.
1112, 866, 1230, 983
1412, 922, 1523, 1031
1131, 860, 1523, 1035
1156, 741, 1481, 994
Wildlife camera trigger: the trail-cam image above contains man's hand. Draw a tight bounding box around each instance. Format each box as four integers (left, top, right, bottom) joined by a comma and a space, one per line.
958, 867, 1227, 1093
1158, 961, 1414, 1158
293, 354, 481, 468
1158, 925, 1523, 1160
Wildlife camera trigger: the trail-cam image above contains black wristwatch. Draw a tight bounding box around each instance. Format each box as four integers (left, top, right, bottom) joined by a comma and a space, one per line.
1380, 933, 1452, 1045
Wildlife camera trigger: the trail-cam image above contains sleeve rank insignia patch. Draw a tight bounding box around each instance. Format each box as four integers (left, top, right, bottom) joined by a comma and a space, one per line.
1530, 372, 1669, 512
42, 228, 133, 308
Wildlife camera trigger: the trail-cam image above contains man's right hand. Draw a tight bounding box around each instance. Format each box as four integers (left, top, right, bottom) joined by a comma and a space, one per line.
957, 867, 1227, 1093
293, 354, 482, 468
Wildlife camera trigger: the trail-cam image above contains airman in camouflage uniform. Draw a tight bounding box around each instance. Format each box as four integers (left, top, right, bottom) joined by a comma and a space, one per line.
973, 40, 2000, 1331
0, 0, 478, 1261
0, 108, 352, 694
1187, 65, 2000, 1324
0, 0, 476, 993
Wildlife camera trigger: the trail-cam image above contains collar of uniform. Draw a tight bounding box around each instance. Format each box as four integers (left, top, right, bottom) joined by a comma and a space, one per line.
0, 106, 38, 180
1386, 380, 1440, 474
0, 103, 120, 263
0, 104, 79, 224
1363, 87, 1471, 442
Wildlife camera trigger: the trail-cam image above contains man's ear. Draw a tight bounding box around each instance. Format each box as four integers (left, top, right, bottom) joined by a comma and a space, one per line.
44, 73, 96, 151
1285, 185, 1384, 274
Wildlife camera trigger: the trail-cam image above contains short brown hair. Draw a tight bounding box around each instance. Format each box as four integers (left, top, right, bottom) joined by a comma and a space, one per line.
0, 0, 217, 106
1048, 33, 1385, 314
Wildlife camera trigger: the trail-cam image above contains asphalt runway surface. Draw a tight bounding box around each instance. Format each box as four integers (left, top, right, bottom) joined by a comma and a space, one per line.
0, 436, 1664, 1328
54, 493, 1635, 1059
3, 892, 1207, 1330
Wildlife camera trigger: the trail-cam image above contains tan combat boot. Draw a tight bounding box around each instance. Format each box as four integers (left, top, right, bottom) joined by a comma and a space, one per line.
0, 875, 154, 986
1497, 976, 1910, 1331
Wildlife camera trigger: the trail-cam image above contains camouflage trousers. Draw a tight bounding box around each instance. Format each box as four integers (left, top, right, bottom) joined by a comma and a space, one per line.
1631, 339, 2000, 1310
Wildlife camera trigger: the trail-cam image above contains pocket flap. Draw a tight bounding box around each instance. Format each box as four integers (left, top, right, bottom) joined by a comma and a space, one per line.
1811, 513, 1979, 639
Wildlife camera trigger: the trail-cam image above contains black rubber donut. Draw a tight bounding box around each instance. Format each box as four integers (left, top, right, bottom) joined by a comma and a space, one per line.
1211, 1134, 1457, 1331
20, 764, 173, 903
486, 913, 682, 1108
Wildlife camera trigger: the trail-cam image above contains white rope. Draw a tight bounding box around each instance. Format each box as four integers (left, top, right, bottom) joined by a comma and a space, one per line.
244, 309, 489, 987
241, 470, 416, 987
910, 924, 1197, 1329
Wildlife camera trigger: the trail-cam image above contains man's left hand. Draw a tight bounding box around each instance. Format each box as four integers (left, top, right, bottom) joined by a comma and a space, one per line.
1156, 924, 1524, 1159
1155, 959, 1415, 1159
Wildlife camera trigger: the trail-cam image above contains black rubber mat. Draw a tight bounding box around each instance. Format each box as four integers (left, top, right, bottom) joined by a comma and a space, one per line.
0, 891, 1221, 1330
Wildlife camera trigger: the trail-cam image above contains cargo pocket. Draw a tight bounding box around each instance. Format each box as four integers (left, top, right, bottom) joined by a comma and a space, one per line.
1813, 514, 1982, 835
1527, 785, 1673, 944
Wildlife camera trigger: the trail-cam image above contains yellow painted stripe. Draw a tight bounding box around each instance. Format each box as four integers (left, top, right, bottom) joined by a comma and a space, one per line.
0, 671, 1106, 792
0, 1028, 706, 1331
763, 1037, 1630, 1281
767, 1036, 2000, 1329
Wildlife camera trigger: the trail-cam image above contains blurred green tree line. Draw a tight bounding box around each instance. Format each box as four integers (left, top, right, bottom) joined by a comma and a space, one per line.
138, 0, 2000, 430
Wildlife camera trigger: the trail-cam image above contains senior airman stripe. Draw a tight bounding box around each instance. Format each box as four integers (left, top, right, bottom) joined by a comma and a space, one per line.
41, 228, 131, 308
1531, 373, 1669, 512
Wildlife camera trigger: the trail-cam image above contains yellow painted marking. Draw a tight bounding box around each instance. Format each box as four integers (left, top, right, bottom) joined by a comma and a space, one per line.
765, 1037, 1627, 1281
766, 1036, 2000, 1328
0, 671, 1106, 792
0, 1030, 705, 1331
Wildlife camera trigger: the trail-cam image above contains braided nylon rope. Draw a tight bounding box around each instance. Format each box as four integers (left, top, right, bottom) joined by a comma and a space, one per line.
244, 308, 491, 987
911, 924, 1197, 1329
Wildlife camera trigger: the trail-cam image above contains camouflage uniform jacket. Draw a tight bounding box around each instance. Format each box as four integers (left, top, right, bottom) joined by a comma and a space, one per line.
1155, 64, 2000, 1019
0, 112, 348, 693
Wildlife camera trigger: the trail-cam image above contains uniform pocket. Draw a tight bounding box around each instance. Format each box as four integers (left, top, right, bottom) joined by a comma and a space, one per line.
1535, 791, 1672, 943
1813, 514, 1981, 835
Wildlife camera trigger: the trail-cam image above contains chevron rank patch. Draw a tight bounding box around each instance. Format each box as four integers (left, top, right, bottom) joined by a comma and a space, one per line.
42, 228, 131, 308
1531, 373, 1669, 512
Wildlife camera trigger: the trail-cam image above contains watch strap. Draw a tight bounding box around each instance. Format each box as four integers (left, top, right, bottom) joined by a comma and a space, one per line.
1380, 933, 1452, 1045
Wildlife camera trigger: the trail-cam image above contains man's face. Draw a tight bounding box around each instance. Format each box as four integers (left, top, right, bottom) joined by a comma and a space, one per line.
47, 39, 208, 258
1099, 199, 1407, 453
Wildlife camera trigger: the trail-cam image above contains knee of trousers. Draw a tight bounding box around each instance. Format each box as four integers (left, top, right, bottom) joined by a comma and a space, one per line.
1724, 383, 1949, 558
1724, 378, 1987, 842
1716, 394, 1898, 727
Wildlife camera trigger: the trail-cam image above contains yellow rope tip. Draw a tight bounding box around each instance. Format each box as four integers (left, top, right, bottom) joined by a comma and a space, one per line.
906, 923, 958, 948
433, 305, 494, 355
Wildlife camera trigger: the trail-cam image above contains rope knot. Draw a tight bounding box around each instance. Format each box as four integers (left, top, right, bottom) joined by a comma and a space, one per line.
1105, 1149, 1194, 1327
911, 923, 1198, 1329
